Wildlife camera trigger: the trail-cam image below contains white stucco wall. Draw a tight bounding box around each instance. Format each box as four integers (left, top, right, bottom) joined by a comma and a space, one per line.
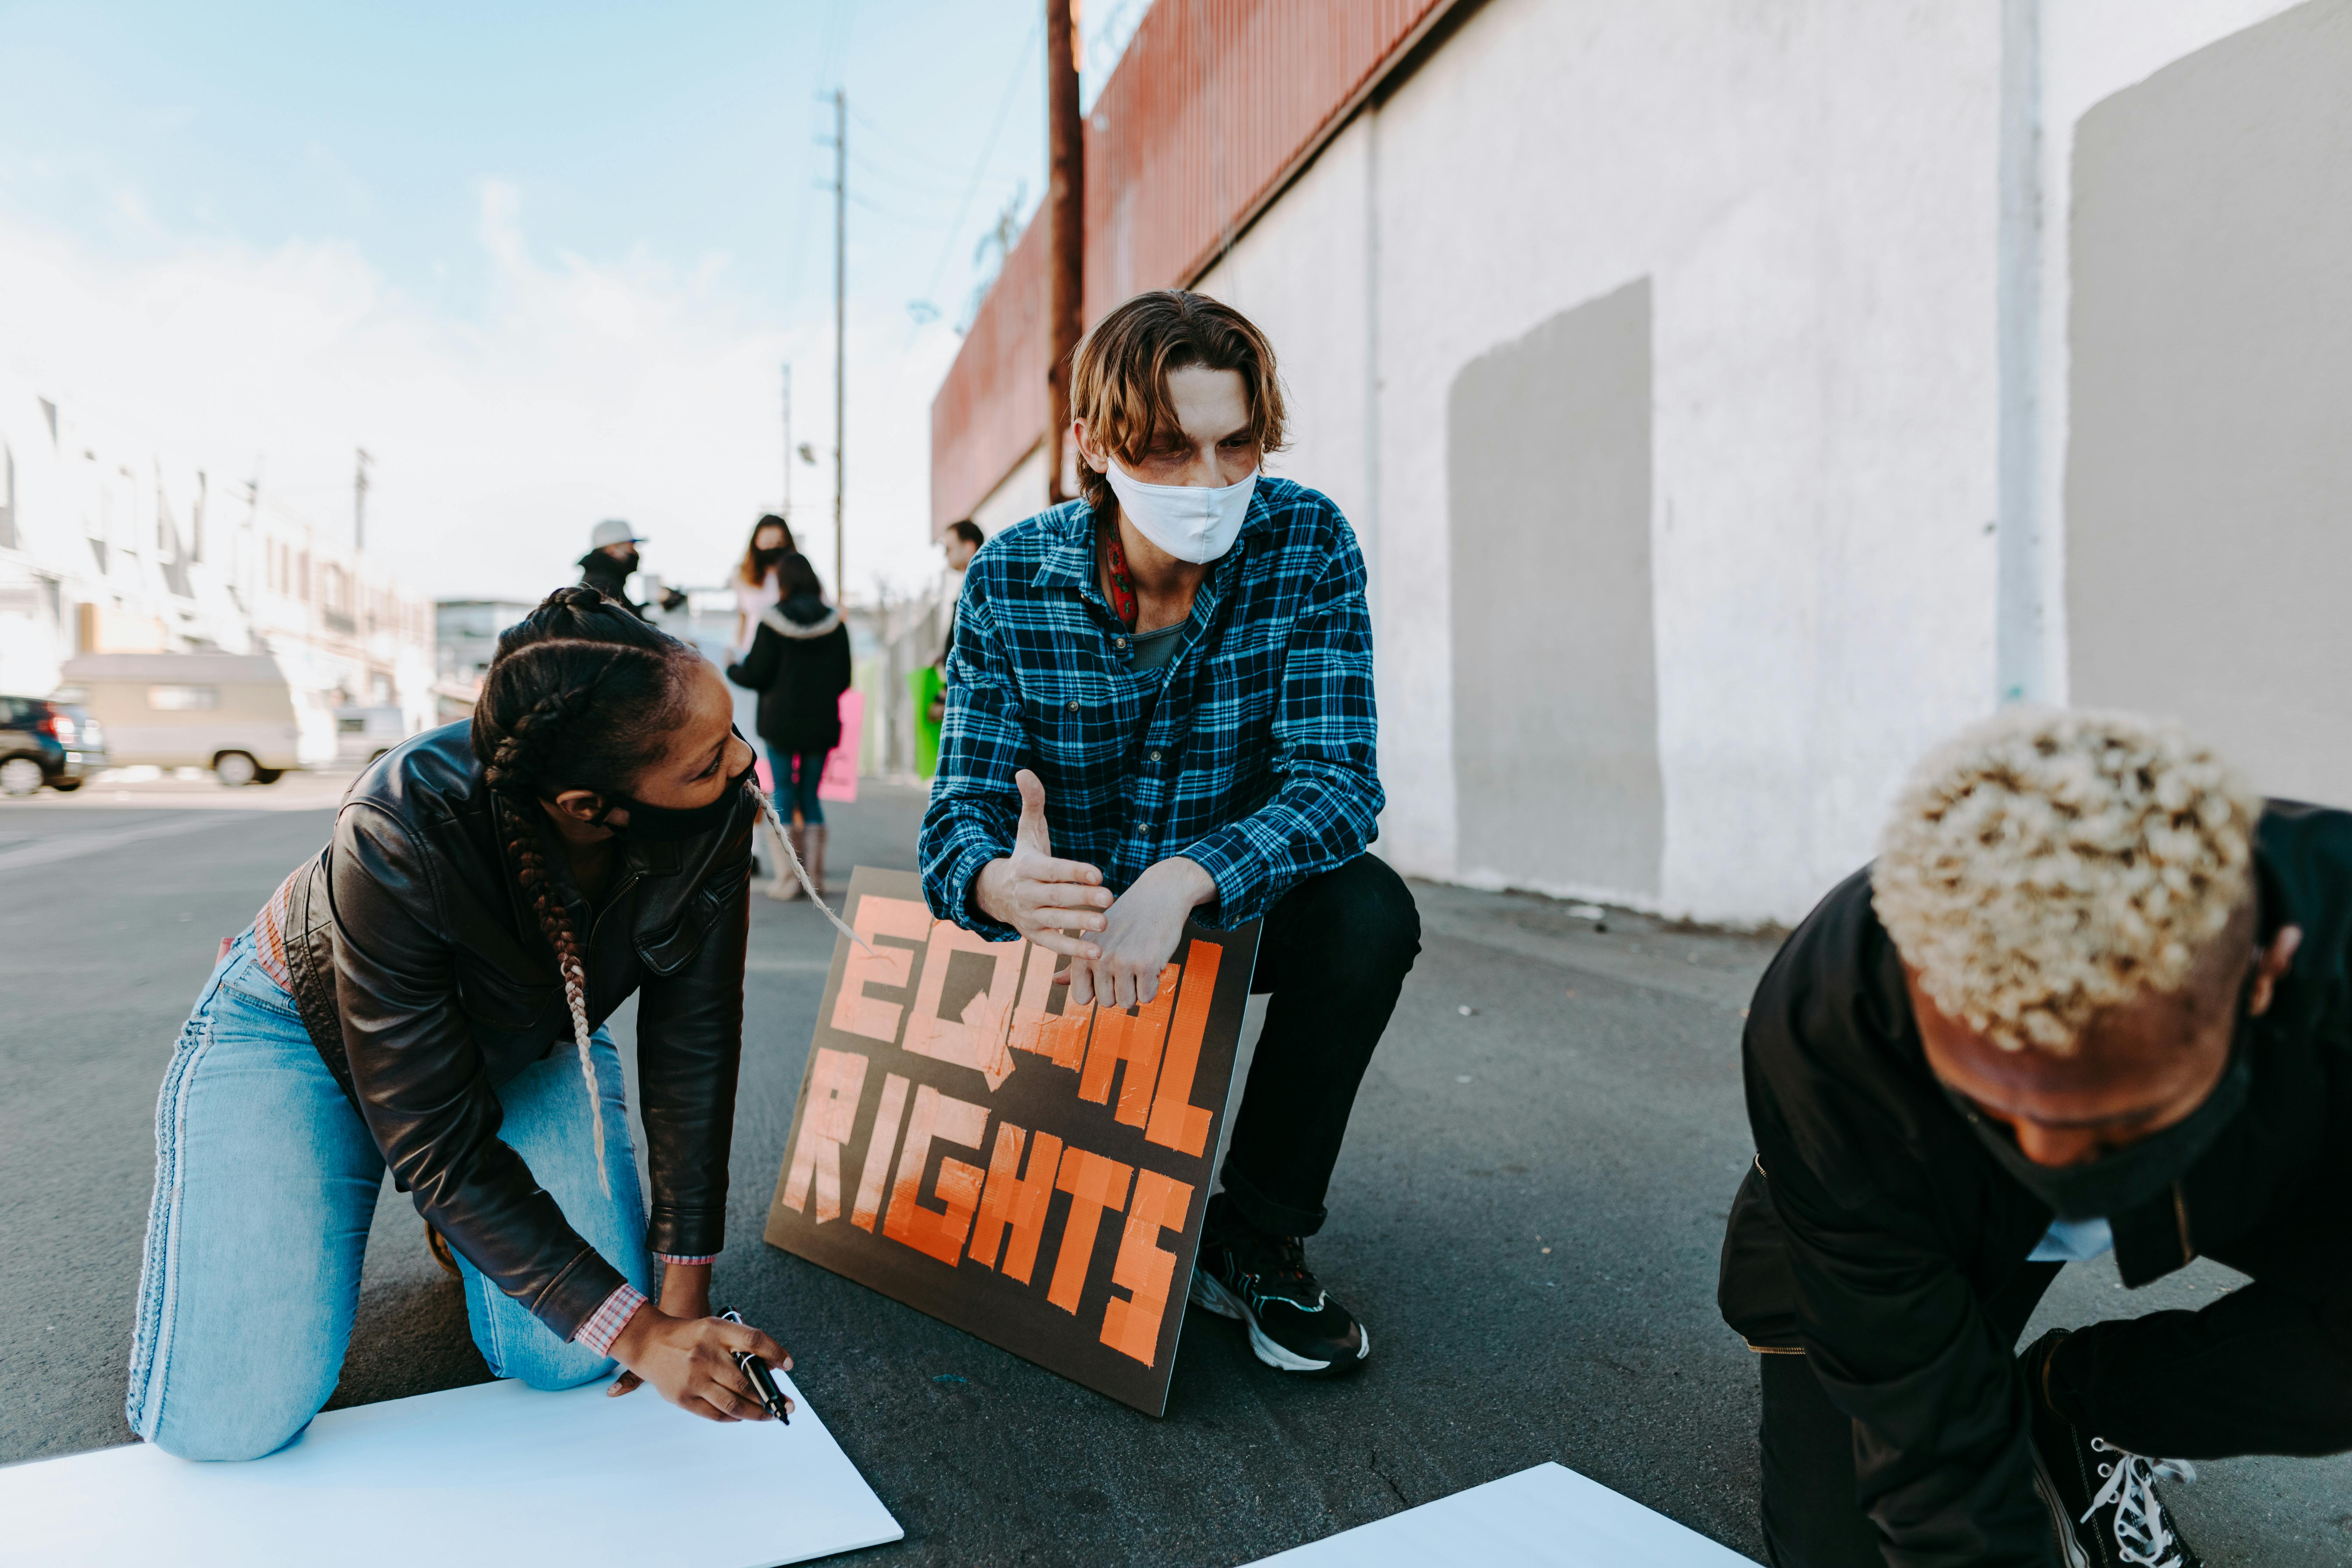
1190, 0, 2323, 924
2027, 0, 2310, 706
1200, 0, 2005, 923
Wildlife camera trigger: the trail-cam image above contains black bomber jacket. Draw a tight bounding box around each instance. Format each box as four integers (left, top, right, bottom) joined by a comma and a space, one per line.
275, 722, 754, 1340
1717, 802, 2352, 1566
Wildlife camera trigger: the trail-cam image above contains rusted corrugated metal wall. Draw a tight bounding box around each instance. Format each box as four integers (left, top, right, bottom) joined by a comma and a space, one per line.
930, 215, 1051, 532
1083, 0, 1447, 313
932, 0, 1454, 530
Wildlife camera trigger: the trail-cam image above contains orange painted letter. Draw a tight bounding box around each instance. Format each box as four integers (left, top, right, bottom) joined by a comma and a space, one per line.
903, 921, 1025, 1088
1145, 939, 1224, 1157
1045, 1146, 1133, 1315
831, 896, 931, 1042
882, 1084, 992, 1266
850, 1072, 910, 1232
1078, 964, 1181, 1125
1101, 1169, 1195, 1364
968, 1121, 1064, 1283
781, 1047, 869, 1222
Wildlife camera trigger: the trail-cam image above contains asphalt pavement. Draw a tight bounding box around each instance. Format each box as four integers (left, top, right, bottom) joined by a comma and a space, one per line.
2, 776, 2346, 1564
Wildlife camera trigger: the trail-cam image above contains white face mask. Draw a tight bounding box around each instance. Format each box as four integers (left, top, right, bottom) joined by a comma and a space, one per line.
1102, 460, 1258, 564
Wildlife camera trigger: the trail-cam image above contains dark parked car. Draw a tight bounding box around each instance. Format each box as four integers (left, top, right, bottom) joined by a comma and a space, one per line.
0, 695, 108, 796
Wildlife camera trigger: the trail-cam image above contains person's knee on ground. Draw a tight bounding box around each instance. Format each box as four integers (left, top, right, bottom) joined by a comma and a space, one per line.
510, 1343, 620, 1393
139, 1357, 338, 1463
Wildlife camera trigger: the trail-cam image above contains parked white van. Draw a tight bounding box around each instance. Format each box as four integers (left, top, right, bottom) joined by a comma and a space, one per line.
55, 653, 303, 786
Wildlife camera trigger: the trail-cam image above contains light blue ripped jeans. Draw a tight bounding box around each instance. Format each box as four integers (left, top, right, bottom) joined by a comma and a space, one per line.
127, 929, 653, 1461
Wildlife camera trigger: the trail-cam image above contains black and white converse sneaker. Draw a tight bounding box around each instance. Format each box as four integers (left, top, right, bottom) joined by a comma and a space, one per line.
2023, 1331, 2203, 1568
1188, 1201, 1369, 1376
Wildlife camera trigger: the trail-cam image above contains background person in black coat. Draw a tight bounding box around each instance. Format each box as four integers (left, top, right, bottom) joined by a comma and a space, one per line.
726, 551, 850, 901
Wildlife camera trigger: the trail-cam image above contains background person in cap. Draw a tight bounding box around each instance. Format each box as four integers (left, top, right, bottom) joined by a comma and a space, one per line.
579, 519, 687, 619
1718, 708, 2352, 1567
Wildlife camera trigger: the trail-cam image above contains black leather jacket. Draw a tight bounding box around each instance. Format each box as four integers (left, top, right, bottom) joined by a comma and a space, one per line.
275, 722, 753, 1340
1718, 802, 2352, 1564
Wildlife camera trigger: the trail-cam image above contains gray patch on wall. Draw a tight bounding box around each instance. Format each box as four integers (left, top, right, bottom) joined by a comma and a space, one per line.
1448, 278, 1661, 897
2066, 0, 2352, 805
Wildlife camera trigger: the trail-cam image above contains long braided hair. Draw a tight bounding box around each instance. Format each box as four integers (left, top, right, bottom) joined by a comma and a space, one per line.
470, 587, 699, 1193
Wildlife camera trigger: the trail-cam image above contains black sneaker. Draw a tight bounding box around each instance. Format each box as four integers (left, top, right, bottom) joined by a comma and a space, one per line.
1187, 1201, 1368, 1376
2022, 1330, 2203, 1568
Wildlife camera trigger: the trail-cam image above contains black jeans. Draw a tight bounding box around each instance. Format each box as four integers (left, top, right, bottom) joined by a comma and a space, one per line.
1214, 853, 1420, 1239
1759, 1262, 2352, 1566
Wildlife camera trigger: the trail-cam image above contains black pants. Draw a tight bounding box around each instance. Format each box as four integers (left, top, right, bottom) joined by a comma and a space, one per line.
1759, 1263, 2352, 1567
1215, 853, 1420, 1239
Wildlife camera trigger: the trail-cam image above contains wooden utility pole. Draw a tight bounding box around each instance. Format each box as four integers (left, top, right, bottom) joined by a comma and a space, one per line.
832, 89, 847, 600
1044, 0, 1085, 503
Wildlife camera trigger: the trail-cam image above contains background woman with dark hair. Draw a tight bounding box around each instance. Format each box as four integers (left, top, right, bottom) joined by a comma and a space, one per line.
126, 586, 796, 1461
727, 551, 851, 902
731, 513, 794, 652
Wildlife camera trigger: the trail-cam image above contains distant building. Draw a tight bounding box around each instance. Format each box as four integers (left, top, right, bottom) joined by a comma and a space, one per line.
433, 598, 537, 720
0, 368, 432, 759
932, 0, 2352, 925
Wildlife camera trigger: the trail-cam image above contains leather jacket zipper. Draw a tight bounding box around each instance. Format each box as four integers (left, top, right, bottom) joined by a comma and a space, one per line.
587, 868, 646, 944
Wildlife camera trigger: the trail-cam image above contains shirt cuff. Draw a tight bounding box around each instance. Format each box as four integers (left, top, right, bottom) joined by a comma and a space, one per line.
653, 1252, 718, 1267
572, 1282, 648, 1356
1173, 830, 1267, 929
936, 840, 1020, 941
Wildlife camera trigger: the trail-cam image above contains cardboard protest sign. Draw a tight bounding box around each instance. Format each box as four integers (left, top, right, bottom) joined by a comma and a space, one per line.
764, 866, 1260, 1415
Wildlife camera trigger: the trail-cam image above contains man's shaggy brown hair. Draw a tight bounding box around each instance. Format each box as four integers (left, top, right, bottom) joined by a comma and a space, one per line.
1069, 289, 1288, 512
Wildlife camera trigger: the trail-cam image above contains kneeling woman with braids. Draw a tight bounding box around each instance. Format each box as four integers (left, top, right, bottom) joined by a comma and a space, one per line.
127, 587, 809, 1460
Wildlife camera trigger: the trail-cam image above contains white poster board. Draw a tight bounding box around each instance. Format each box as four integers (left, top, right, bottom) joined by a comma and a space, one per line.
1247, 1462, 1759, 1567
0, 1373, 899, 1567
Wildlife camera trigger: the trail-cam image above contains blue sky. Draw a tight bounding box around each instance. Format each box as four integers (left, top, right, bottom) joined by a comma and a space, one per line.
0, 0, 1056, 600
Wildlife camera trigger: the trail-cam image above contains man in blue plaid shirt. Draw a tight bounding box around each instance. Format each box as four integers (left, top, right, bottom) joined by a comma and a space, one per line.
920, 291, 1421, 1378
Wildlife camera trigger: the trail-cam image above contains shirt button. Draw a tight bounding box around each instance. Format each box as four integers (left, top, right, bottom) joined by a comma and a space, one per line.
1114, 636, 1128, 648
1150, 749, 1162, 761
1068, 700, 1080, 710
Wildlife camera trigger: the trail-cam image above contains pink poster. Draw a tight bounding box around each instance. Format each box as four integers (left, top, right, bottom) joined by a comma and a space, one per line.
749, 689, 862, 804
820, 689, 862, 803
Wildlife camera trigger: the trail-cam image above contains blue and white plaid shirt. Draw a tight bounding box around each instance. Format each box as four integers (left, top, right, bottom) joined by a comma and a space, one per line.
919, 476, 1383, 939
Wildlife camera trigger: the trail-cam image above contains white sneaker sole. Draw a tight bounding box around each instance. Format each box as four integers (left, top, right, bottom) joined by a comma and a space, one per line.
1187, 1267, 1368, 1374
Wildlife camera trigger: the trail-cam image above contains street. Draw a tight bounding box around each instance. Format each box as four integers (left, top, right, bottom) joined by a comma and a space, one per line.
2, 778, 2347, 1565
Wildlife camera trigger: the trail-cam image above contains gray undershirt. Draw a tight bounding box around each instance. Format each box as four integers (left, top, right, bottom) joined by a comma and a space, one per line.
1126, 621, 1188, 673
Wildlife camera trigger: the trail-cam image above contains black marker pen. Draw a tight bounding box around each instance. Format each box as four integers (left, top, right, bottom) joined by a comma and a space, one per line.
718, 1308, 790, 1426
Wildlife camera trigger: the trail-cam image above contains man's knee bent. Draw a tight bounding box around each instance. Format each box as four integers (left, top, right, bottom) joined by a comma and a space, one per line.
1304, 855, 1421, 978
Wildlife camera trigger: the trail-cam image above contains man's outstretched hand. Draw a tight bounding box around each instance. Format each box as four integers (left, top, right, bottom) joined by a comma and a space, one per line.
973, 769, 1112, 957
1067, 855, 1215, 1010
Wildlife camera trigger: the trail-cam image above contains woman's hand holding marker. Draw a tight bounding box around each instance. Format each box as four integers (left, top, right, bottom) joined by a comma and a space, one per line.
608, 1304, 793, 1424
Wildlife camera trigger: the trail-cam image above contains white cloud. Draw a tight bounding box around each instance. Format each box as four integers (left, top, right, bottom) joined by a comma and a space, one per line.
0, 181, 964, 606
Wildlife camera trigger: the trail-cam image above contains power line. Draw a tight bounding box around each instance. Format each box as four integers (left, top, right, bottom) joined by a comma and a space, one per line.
918, 14, 1044, 316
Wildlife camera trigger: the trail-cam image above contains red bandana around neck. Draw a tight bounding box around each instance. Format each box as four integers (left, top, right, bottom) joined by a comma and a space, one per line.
1099, 514, 1139, 630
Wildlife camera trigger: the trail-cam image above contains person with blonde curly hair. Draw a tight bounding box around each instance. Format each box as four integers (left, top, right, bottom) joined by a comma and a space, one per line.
1716, 708, 2352, 1567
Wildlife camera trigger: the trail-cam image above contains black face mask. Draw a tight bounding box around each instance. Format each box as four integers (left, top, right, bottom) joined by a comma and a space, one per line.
607, 548, 642, 576
590, 757, 757, 843
1944, 1014, 2256, 1222
754, 546, 787, 568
